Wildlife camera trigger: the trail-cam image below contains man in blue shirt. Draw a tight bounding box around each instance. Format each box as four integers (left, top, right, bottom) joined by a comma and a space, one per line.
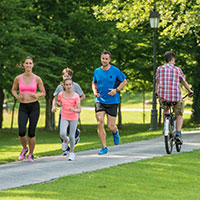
92, 51, 127, 155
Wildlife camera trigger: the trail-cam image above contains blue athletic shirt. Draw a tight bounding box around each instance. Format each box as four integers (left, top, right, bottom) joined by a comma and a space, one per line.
93, 65, 126, 104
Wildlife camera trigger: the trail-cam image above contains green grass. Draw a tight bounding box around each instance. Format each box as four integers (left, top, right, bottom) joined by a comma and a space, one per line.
1, 107, 197, 165
1, 91, 199, 199
1, 149, 200, 200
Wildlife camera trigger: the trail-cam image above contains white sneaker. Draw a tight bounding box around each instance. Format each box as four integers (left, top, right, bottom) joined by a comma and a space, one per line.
68, 152, 75, 161
61, 137, 69, 151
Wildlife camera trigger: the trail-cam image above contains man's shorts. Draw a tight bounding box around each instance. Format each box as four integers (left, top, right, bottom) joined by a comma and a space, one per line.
95, 102, 118, 117
159, 98, 184, 116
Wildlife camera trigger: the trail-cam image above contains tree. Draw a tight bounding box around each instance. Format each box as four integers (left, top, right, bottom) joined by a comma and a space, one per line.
93, 0, 200, 123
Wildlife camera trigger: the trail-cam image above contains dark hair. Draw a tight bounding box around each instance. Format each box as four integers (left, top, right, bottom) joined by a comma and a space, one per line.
164, 51, 175, 63
101, 50, 112, 58
24, 56, 33, 62
16, 56, 34, 70
62, 77, 73, 91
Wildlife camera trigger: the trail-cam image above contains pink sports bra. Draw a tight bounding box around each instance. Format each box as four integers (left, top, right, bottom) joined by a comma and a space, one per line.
19, 74, 37, 94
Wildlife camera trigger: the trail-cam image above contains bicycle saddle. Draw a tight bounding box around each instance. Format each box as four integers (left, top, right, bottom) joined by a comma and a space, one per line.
163, 101, 177, 106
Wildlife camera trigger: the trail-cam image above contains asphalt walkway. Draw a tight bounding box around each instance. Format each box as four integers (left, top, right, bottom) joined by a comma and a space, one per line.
0, 131, 200, 191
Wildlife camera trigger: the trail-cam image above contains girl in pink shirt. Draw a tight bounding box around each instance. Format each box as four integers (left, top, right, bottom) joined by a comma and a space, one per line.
52, 78, 81, 161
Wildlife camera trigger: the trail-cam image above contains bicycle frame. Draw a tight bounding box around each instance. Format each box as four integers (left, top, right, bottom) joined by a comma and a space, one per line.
163, 102, 181, 154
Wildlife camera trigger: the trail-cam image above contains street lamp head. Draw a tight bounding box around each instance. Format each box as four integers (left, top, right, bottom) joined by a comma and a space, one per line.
149, 8, 160, 28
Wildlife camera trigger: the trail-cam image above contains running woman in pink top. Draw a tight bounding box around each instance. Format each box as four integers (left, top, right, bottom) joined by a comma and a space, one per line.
11, 56, 46, 162
52, 78, 81, 161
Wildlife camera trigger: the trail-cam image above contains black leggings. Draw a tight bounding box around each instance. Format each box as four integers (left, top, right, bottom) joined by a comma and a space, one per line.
18, 101, 40, 138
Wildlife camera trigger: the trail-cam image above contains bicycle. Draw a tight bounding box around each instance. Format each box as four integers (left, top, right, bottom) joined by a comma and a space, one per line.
162, 93, 192, 154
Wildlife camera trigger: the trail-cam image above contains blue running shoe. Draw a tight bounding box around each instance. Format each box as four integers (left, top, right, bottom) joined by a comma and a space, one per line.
75, 128, 80, 138
112, 129, 120, 145
75, 137, 80, 145
98, 147, 108, 155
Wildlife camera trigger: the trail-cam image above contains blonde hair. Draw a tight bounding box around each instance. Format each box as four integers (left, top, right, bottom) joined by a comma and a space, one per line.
62, 67, 73, 76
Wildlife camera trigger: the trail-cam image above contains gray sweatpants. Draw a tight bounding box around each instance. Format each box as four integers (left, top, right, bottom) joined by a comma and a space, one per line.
60, 119, 78, 151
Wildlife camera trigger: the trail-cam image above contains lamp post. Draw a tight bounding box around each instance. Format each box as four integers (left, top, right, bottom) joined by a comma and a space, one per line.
149, 5, 160, 130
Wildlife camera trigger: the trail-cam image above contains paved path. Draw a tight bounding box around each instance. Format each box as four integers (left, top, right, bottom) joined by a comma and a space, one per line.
0, 131, 200, 191
82, 106, 192, 113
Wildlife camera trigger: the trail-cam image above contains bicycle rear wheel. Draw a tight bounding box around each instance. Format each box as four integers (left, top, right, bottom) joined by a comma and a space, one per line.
164, 119, 174, 154
175, 142, 181, 152
165, 135, 173, 154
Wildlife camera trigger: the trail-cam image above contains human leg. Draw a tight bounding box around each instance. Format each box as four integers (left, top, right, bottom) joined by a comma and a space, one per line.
68, 120, 78, 161
68, 120, 78, 151
106, 104, 119, 145
58, 113, 63, 142
174, 101, 184, 144
28, 102, 40, 155
18, 104, 29, 160
60, 119, 70, 151
107, 114, 120, 145
96, 111, 107, 147
107, 114, 117, 133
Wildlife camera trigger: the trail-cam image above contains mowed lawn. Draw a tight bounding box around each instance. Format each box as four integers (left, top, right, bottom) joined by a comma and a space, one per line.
1, 92, 200, 199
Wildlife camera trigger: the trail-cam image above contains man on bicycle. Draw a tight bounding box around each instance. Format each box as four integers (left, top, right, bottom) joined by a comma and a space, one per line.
155, 51, 193, 144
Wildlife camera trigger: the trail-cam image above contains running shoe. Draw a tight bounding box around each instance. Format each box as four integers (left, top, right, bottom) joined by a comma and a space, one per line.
75, 137, 80, 145
75, 128, 80, 138
112, 129, 120, 145
176, 136, 183, 145
61, 137, 69, 151
62, 146, 70, 156
18, 148, 28, 161
98, 147, 108, 155
68, 152, 75, 161
27, 154, 34, 162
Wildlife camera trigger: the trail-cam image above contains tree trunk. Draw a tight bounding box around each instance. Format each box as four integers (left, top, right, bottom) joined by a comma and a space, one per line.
191, 44, 200, 124
118, 94, 122, 129
191, 83, 200, 123
45, 88, 55, 131
0, 88, 4, 129
142, 88, 145, 124
158, 106, 162, 127
10, 98, 17, 134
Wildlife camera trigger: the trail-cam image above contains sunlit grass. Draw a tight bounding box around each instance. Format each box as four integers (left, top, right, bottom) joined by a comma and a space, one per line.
1, 149, 200, 200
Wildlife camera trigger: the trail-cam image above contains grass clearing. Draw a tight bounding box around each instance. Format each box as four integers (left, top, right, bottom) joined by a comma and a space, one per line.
1, 149, 200, 199
1, 91, 199, 199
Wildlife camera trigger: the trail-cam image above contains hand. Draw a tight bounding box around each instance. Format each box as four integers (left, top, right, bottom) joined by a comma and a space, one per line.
94, 92, 100, 98
30, 94, 38, 99
17, 94, 24, 101
70, 107, 75, 112
57, 101, 62, 107
188, 90, 194, 97
108, 89, 117, 96
51, 106, 57, 112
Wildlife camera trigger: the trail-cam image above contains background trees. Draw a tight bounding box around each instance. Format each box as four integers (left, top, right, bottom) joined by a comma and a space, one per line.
94, 0, 200, 123
0, 0, 199, 129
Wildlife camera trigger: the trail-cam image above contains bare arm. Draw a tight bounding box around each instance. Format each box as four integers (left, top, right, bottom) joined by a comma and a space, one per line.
70, 102, 81, 113
92, 81, 100, 97
108, 78, 128, 96
11, 76, 22, 101
36, 76, 46, 98
181, 80, 193, 94
80, 93, 86, 101
51, 96, 57, 112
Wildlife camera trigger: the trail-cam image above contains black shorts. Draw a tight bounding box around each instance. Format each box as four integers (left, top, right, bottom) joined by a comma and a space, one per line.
95, 102, 118, 117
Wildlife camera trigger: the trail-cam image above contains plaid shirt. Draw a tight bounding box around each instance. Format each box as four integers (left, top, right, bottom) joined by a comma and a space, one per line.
156, 63, 185, 102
